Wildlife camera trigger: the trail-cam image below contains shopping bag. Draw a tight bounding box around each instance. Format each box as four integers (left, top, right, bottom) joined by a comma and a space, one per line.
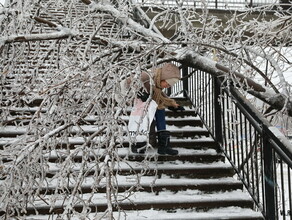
128, 98, 157, 142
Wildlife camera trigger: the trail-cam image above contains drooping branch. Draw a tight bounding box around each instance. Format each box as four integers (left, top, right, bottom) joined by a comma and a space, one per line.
200, 43, 280, 93
0, 12, 77, 46
84, 2, 290, 117
84, 0, 170, 43
0, 28, 77, 44
175, 47, 292, 116
32, 16, 58, 28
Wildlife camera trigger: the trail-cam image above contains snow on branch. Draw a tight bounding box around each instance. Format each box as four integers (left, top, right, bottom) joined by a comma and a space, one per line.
175, 46, 292, 116
86, 0, 170, 43
0, 28, 77, 44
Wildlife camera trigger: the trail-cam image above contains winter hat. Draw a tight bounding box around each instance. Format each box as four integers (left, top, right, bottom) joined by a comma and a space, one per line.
160, 63, 180, 81
165, 78, 179, 86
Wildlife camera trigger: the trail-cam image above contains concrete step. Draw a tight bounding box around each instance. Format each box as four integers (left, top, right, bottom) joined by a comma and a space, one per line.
21, 190, 255, 216
43, 160, 235, 179
41, 148, 224, 163
14, 176, 243, 196
22, 207, 264, 220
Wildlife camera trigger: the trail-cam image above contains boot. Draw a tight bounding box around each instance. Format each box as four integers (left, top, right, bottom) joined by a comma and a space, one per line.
131, 142, 146, 154
157, 130, 178, 155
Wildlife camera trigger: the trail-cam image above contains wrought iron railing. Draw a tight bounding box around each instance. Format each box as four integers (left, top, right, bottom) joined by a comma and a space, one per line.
171, 67, 292, 220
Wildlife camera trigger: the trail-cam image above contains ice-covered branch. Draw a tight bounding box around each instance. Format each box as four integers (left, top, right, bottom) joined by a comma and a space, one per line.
200, 43, 280, 93
244, 46, 290, 96
0, 28, 77, 44
13, 124, 71, 166
0, 7, 17, 15
175, 47, 292, 116
130, 2, 163, 36
86, 0, 170, 43
32, 16, 58, 28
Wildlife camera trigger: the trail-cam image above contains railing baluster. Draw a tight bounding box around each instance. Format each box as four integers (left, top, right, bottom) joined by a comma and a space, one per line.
288, 167, 292, 218
254, 132, 260, 204
205, 72, 209, 128
222, 94, 228, 152
209, 74, 211, 130
200, 71, 203, 118
240, 112, 244, 175
246, 122, 252, 189
280, 159, 286, 220
226, 95, 231, 157
251, 125, 255, 196
214, 77, 223, 150
273, 150, 279, 219
231, 103, 236, 163
235, 106, 240, 169
244, 117, 248, 183
182, 65, 188, 98
263, 129, 276, 220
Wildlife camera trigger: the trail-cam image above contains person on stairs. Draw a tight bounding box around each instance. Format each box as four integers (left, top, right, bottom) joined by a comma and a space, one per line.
133, 63, 185, 155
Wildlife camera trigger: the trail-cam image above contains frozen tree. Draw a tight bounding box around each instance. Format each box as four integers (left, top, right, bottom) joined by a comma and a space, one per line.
0, 0, 291, 219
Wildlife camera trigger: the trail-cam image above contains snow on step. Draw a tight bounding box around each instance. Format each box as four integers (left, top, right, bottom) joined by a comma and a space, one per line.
23, 207, 264, 220
47, 160, 232, 173
0, 133, 213, 146
54, 136, 215, 146
0, 123, 207, 135
44, 147, 219, 159
0, 135, 215, 147
26, 189, 254, 211
34, 175, 242, 193
0, 126, 28, 136
0, 114, 207, 138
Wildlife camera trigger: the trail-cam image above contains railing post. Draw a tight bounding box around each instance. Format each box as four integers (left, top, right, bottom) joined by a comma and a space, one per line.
182, 65, 189, 97
263, 128, 276, 220
214, 77, 223, 151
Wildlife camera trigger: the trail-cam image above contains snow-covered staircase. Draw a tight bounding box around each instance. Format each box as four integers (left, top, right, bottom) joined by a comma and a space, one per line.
0, 1, 264, 218
0, 96, 264, 219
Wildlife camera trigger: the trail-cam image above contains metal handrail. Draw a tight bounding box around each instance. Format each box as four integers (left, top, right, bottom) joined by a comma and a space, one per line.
172, 67, 292, 220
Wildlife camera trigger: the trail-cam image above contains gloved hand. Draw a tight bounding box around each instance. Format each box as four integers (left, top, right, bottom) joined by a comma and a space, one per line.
168, 106, 185, 112
137, 91, 149, 102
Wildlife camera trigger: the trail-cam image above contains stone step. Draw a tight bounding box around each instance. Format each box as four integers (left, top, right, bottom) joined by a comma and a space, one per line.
49, 136, 217, 150
0, 105, 199, 120
21, 190, 255, 216
162, 116, 203, 127
22, 207, 265, 220
15, 176, 243, 196
1, 133, 214, 153
43, 160, 235, 179
0, 135, 217, 150
169, 128, 210, 137
48, 148, 222, 163
0, 123, 208, 137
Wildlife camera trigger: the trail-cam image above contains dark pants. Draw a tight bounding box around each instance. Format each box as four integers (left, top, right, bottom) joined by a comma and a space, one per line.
155, 109, 166, 131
